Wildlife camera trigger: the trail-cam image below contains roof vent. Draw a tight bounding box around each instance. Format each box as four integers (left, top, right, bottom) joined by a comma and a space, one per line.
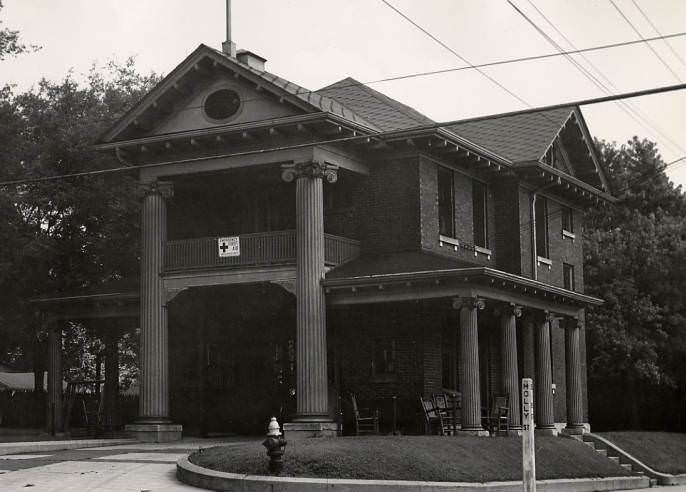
236, 49, 266, 71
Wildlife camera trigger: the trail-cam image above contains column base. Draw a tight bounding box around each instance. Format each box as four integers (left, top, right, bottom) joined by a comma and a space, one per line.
460, 428, 490, 437
560, 426, 586, 436
283, 421, 338, 439
535, 426, 559, 436
125, 423, 183, 442
506, 428, 523, 437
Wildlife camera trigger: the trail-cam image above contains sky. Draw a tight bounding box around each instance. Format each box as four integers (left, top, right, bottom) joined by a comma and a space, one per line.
2, 0, 686, 188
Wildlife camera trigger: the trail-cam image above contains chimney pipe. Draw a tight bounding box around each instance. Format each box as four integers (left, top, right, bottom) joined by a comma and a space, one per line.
222, 0, 237, 57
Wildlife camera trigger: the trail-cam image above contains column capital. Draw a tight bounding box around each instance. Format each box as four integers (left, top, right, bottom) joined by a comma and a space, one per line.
452, 296, 485, 311
281, 161, 338, 183
503, 303, 523, 318
138, 180, 174, 199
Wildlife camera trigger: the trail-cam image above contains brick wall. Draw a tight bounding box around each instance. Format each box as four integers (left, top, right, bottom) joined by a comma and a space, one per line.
418, 156, 497, 266
357, 157, 421, 255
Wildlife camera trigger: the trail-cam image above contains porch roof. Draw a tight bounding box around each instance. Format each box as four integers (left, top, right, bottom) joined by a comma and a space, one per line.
323, 252, 603, 313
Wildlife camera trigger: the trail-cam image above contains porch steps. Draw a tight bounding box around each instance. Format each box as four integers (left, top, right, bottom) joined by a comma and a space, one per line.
580, 433, 681, 486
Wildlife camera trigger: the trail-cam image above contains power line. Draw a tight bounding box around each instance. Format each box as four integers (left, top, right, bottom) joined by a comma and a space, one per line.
509, 0, 686, 156
630, 0, 686, 71
2, 81, 686, 187
379, 0, 532, 108
608, 0, 683, 83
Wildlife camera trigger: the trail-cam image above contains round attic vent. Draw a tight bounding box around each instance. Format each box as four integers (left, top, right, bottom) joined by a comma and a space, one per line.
203, 89, 241, 121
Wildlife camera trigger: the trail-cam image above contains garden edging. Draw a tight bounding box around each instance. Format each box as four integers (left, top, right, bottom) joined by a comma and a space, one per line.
176, 456, 650, 492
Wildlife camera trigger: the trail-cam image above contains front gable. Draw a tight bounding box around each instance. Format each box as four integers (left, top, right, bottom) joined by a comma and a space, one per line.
101, 44, 375, 145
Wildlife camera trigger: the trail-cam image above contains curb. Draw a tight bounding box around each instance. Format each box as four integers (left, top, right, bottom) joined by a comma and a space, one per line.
176, 456, 650, 492
0, 438, 137, 456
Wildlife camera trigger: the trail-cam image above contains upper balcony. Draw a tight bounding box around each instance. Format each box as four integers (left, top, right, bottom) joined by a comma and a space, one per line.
164, 230, 360, 273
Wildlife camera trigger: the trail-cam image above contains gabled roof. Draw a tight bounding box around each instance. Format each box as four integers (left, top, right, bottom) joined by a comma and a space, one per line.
447, 107, 574, 163
101, 44, 377, 143
318, 77, 434, 131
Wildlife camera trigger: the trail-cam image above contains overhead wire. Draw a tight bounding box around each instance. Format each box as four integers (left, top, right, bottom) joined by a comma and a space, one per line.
508, 0, 686, 156
608, 0, 683, 83
630, 0, 686, 70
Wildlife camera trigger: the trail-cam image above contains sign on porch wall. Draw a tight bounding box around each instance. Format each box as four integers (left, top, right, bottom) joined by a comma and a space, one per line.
522, 378, 536, 492
218, 236, 240, 257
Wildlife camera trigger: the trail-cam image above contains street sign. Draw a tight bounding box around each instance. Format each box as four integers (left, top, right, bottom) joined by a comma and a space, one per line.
218, 236, 240, 257
522, 378, 536, 492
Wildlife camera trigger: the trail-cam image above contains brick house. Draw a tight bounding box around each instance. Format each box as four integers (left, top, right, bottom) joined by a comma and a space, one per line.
36, 43, 614, 441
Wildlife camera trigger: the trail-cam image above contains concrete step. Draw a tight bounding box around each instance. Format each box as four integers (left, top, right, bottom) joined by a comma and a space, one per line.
621, 463, 633, 471
595, 448, 607, 456
584, 441, 596, 449
650, 479, 658, 487
608, 456, 620, 464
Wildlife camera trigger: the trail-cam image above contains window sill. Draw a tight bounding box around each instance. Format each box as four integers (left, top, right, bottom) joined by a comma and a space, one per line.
562, 230, 576, 240
474, 245, 492, 260
439, 235, 460, 250
537, 256, 552, 270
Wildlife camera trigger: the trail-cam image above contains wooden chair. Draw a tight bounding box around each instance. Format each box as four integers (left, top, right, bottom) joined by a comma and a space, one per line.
420, 396, 443, 435
432, 393, 460, 435
484, 396, 509, 435
351, 394, 379, 435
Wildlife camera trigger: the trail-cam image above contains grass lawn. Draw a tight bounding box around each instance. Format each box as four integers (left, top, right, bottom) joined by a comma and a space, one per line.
598, 432, 686, 475
189, 436, 632, 482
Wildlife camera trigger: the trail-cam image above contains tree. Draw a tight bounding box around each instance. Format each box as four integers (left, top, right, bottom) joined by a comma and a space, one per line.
0, 59, 159, 384
0, 1, 37, 60
585, 137, 686, 430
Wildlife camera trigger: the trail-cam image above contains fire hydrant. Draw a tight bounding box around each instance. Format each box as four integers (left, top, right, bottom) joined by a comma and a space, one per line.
262, 417, 287, 474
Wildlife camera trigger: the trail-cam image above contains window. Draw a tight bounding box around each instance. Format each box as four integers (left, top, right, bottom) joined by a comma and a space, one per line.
563, 263, 575, 291
373, 339, 396, 374
535, 197, 549, 258
561, 206, 574, 233
438, 167, 455, 237
203, 89, 241, 121
472, 180, 488, 248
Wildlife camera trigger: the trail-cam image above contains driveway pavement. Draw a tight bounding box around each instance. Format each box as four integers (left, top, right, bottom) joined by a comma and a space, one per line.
0, 437, 253, 491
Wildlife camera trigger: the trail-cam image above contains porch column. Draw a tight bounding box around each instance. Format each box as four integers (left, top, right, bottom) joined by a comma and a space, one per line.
522, 316, 535, 382
46, 320, 62, 434
281, 161, 338, 437
126, 181, 181, 442
564, 318, 585, 433
500, 304, 522, 432
454, 297, 488, 435
103, 325, 121, 433
535, 311, 556, 434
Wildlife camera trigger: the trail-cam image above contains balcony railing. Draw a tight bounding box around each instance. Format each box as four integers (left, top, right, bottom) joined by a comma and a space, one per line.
165, 230, 360, 272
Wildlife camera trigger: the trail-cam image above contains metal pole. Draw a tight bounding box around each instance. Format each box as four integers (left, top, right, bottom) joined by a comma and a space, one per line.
226, 0, 231, 43
522, 378, 536, 492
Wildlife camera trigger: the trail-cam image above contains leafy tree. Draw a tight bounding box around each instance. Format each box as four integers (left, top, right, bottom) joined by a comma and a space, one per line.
585, 138, 686, 429
0, 59, 159, 385
0, 1, 38, 60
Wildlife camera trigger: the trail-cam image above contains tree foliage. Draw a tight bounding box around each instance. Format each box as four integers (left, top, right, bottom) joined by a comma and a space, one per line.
0, 1, 38, 60
585, 138, 686, 427
0, 58, 159, 378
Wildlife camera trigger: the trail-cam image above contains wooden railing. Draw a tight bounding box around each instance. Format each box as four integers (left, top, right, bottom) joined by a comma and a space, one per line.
165, 230, 360, 272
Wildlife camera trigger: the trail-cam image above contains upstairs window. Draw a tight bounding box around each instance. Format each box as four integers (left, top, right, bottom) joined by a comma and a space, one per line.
563, 263, 575, 291
535, 197, 549, 259
472, 180, 488, 248
561, 206, 574, 233
438, 167, 455, 237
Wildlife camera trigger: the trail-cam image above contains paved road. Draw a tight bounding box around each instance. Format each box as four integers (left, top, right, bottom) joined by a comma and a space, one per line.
0, 439, 683, 492
0, 438, 250, 491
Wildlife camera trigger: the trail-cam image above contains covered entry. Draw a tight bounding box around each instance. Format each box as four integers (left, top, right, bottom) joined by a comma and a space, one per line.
168, 283, 296, 435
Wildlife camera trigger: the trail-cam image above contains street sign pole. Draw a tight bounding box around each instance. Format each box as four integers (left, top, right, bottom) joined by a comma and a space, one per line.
522, 378, 536, 492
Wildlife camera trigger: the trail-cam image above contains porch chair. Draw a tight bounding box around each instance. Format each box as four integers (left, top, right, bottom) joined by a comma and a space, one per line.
419, 395, 443, 435
350, 394, 379, 435
484, 396, 509, 435
432, 393, 461, 435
